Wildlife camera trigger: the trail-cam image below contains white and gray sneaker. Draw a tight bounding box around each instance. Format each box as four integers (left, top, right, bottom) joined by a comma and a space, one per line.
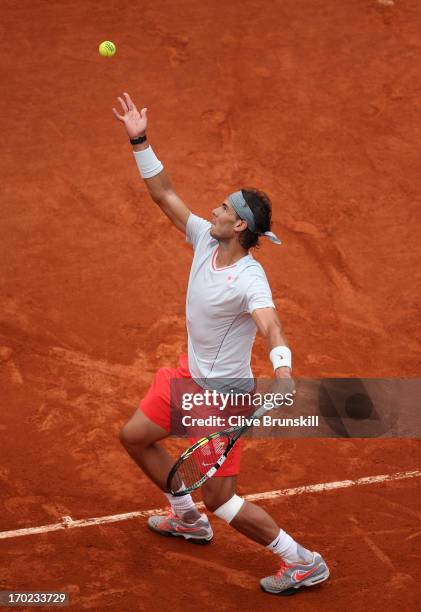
147, 509, 213, 544
260, 548, 330, 596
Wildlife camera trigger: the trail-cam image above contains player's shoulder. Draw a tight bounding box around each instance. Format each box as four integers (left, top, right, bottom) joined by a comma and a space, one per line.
187, 212, 211, 232
236, 255, 271, 294
238, 254, 268, 279
186, 213, 213, 249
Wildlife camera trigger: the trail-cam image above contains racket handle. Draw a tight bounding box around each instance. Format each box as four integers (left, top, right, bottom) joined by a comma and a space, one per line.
254, 403, 273, 419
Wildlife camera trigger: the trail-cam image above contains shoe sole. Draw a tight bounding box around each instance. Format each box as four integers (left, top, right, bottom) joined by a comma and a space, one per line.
260, 567, 330, 596
147, 522, 213, 545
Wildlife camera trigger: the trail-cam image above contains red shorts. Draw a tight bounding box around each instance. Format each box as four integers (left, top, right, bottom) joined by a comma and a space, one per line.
139, 354, 243, 476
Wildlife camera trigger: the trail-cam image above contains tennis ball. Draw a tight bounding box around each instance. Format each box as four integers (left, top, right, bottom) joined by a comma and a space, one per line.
99, 41, 116, 57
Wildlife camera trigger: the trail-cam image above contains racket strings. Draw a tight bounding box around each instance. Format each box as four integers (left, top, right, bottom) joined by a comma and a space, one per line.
170, 436, 228, 490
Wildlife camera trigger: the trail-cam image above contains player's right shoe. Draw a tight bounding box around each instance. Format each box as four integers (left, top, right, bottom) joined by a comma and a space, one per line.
260, 549, 330, 595
147, 509, 213, 544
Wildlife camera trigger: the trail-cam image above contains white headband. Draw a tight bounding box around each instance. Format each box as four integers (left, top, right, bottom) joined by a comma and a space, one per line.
227, 191, 281, 244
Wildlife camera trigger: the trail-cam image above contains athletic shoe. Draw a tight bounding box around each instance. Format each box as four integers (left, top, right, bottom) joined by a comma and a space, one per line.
147, 509, 213, 544
260, 550, 330, 595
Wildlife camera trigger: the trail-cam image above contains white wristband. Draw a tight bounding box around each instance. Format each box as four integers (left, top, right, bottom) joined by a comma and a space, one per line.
269, 346, 292, 370
133, 146, 164, 179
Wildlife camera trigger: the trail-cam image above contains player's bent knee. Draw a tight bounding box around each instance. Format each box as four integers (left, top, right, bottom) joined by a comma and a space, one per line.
213, 494, 245, 524
118, 425, 132, 446
119, 423, 147, 448
119, 408, 170, 450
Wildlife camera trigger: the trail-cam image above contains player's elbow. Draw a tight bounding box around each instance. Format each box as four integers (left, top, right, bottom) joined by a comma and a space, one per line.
150, 191, 168, 206
266, 320, 286, 349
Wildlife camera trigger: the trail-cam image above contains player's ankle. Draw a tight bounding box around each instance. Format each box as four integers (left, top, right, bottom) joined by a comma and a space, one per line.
180, 508, 202, 523
296, 544, 313, 564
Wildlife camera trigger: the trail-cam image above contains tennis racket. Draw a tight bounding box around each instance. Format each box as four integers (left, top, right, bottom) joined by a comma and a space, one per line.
166, 403, 273, 496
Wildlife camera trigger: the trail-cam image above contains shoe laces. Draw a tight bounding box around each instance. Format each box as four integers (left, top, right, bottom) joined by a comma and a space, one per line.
166, 507, 203, 525
275, 559, 292, 578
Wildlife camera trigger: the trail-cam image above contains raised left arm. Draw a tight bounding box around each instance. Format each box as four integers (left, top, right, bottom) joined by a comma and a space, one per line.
251, 307, 292, 379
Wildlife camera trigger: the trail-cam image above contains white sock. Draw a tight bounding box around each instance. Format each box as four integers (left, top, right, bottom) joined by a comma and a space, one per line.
164, 485, 199, 519
267, 529, 313, 564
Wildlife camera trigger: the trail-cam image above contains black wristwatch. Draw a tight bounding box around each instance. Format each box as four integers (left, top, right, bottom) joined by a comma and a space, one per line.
130, 134, 147, 145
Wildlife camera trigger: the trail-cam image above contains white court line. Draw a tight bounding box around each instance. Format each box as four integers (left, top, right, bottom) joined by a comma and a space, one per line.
1, 469, 420, 541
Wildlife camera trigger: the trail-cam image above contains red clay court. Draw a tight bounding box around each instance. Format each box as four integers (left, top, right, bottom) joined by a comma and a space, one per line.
1, 0, 420, 610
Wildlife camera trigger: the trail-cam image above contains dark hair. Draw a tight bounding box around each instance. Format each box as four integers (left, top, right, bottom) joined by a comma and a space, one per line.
237, 188, 272, 250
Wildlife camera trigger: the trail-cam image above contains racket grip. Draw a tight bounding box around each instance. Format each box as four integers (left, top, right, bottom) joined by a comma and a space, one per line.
254, 403, 273, 419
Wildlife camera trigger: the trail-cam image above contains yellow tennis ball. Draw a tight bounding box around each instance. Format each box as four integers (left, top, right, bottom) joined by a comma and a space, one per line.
99, 41, 116, 57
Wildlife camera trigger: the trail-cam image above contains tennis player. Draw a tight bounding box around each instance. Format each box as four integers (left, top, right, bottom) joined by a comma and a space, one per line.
114, 92, 329, 595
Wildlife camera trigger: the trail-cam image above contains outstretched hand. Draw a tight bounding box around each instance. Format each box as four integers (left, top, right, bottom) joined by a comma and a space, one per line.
113, 92, 148, 139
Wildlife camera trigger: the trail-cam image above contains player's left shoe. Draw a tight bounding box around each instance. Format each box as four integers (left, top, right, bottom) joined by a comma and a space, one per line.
260, 551, 330, 595
147, 509, 213, 544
